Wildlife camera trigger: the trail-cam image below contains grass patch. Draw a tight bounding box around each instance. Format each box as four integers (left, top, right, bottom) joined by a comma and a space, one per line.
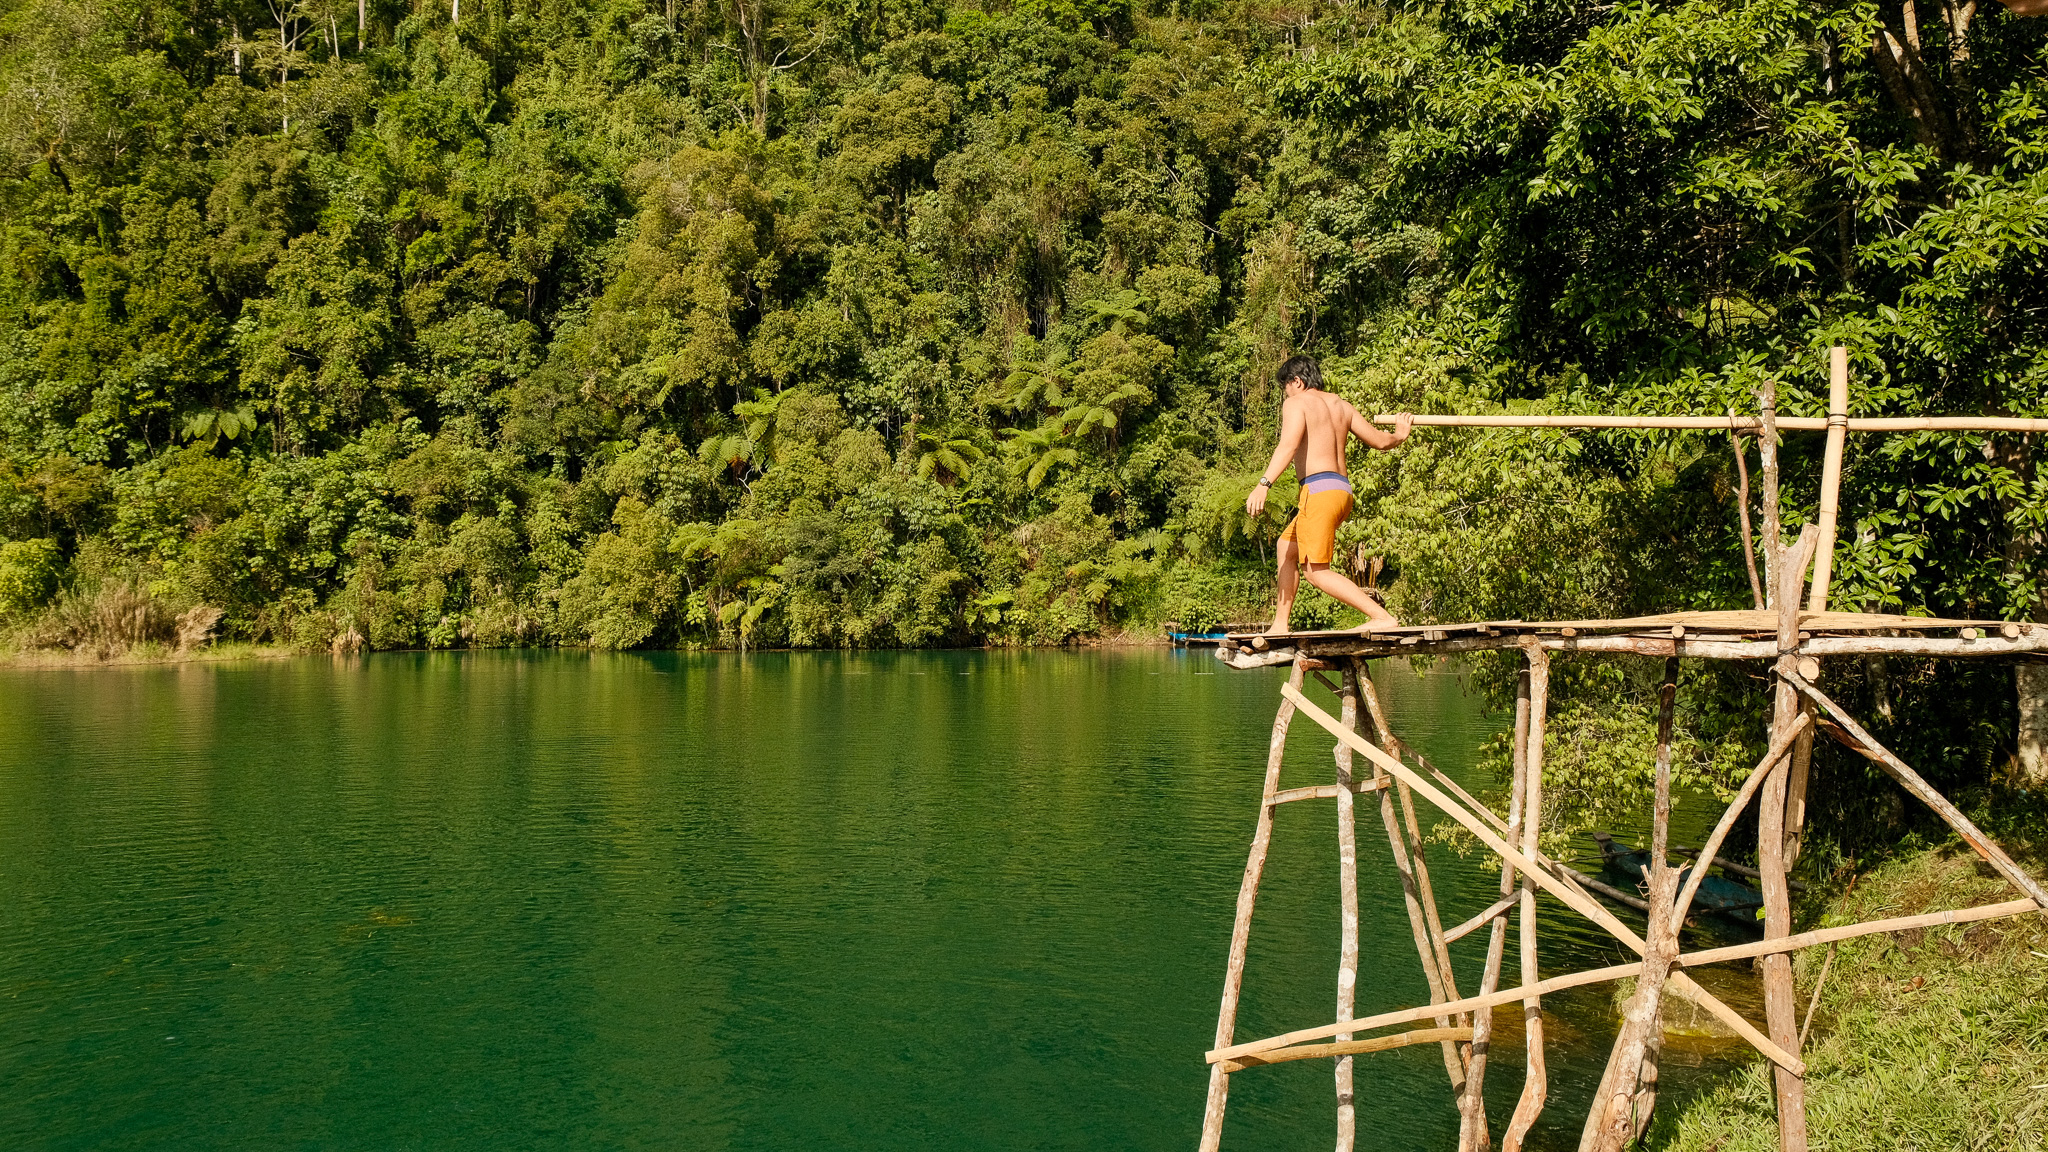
0, 640, 299, 667
1654, 843, 2048, 1151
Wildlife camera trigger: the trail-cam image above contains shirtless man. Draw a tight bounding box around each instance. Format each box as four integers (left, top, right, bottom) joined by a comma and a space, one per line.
1244, 355, 1413, 634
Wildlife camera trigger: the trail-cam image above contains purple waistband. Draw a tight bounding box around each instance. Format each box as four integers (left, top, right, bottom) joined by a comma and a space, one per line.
1302, 471, 1353, 495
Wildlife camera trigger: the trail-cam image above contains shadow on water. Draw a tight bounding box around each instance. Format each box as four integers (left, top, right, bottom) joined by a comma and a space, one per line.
0, 650, 1760, 1151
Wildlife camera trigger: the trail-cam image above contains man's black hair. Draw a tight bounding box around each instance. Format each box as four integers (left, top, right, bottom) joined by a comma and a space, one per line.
1278, 354, 1323, 391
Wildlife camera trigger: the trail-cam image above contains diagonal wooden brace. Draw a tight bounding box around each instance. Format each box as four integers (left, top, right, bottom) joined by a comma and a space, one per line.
1277, 681, 1807, 1077
1781, 669, 2048, 911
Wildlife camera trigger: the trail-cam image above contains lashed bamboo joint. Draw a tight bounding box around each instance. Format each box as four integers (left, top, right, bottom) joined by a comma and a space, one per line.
1195, 356, 2048, 1152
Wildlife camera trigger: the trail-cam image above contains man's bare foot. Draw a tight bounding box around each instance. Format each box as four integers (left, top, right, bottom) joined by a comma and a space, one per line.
1264, 619, 1289, 635
1346, 617, 1399, 633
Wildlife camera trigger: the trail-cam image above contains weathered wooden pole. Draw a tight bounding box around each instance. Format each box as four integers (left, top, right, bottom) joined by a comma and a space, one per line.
1581, 658, 1681, 1152
1334, 664, 1364, 1152
1502, 643, 1551, 1152
1459, 671, 1531, 1152
1199, 662, 1305, 1152
1757, 380, 1786, 605
1730, 409, 1766, 610
1358, 675, 1469, 1097
1764, 527, 1820, 1152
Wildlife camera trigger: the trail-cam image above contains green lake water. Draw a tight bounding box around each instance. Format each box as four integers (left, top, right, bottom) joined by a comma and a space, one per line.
0, 649, 1754, 1150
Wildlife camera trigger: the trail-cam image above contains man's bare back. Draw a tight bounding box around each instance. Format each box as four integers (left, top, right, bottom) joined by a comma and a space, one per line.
1280, 390, 1404, 478
1244, 356, 1412, 633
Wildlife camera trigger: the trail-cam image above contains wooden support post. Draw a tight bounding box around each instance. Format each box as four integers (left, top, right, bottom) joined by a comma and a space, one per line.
1503, 645, 1550, 1152
1460, 671, 1530, 1152
1199, 663, 1305, 1152
1764, 528, 1820, 1152
1758, 379, 1786, 606
1581, 658, 1681, 1152
1358, 674, 1469, 1098
1334, 664, 1364, 1152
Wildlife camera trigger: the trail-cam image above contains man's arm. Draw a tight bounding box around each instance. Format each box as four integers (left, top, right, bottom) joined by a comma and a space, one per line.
1245, 397, 1306, 518
1350, 404, 1413, 450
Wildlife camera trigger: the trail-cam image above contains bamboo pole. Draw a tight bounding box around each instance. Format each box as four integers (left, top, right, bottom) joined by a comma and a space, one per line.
1271, 779, 1388, 806
1212, 897, 2040, 1066
1731, 410, 1766, 610
1786, 349, 1850, 872
1582, 659, 1681, 1152
1368, 414, 2048, 433
1366, 702, 1472, 1010
1276, 680, 1808, 1076
1400, 775, 1468, 1004
1394, 737, 1513, 836
1808, 348, 1851, 610
1764, 528, 1820, 1152
1503, 646, 1550, 1152
1199, 662, 1304, 1152
1786, 671, 2048, 910
1334, 665, 1363, 1152
1222, 1027, 1469, 1073
1798, 944, 1837, 1050
1358, 674, 1469, 1095
1447, 893, 1522, 945
1461, 670, 1530, 1152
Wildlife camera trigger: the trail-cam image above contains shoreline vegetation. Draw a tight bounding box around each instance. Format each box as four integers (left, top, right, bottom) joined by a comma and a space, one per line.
0, 622, 1184, 666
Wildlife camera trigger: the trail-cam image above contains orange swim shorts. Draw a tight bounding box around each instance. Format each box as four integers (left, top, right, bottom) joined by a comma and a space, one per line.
1278, 487, 1354, 565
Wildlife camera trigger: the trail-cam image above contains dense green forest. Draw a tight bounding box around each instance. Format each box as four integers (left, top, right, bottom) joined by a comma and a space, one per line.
2, 0, 2047, 829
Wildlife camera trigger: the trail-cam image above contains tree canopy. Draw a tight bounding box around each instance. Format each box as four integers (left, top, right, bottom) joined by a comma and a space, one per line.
4, 0, 2048, 820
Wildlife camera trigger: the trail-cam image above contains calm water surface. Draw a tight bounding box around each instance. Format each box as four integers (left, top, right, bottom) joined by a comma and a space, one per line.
0, 649, 1747, 1150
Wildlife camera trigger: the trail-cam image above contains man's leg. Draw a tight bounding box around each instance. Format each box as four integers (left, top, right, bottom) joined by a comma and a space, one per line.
1304, 562, 1399, 629
1268, 538, 1300, 633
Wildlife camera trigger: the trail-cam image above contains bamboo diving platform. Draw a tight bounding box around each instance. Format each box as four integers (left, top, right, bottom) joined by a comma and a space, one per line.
1194, 350, 2048, 1152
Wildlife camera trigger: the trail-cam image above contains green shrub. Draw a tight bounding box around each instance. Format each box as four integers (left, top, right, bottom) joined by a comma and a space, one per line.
0, 537, 61, 619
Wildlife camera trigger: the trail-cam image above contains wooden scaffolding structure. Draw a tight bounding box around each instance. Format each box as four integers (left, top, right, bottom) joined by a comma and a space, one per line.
1197, 350, 2048, 1152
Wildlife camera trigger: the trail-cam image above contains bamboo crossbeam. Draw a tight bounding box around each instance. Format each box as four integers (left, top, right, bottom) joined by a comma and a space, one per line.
1270, 779, 1388, 806
1222, 1027, 1473, 1074
1371, 414, 2048, 433
1209, 897, 2039, 1066
1444, 893, 1522, 944
1275, 681, 1808, 1077
1250, 632, 2048, 663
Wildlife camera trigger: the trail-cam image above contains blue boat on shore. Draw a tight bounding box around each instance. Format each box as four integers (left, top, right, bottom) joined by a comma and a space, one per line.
1593, 831, 1766, 917
1165, 622, 1263, 648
